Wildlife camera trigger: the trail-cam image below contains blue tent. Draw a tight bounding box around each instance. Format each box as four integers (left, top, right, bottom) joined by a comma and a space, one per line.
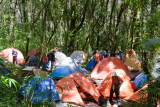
60, 57, 87, 74
100, 52, 105, 60
19, 76, 60, 104
85, 57, 93, 70
49, 66, 76, 79
133, 73, 147, 88
0, 67, 14, 78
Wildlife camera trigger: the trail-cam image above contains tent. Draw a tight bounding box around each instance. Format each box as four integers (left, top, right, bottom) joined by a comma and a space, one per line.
27, 48, 41, 57
27, 56, 39, 67
19, 76, 60, 104
54, 51, 67, 66
97, 69, 137, 98
70, 51, 86, 64
0, 48, 25, 64
91, 57, 131, 80
125, 54, 141, 71
85, 57, 93, 70
85, 52, 106, 70
56, 73, 101, 106
133, 73, 147, 88
60, 57, 87, 74
0, 67, 14, 78
125, 84, 148, 103
152, 61, 160, 78
49, 66, 76, 79
100, 51, 105, 60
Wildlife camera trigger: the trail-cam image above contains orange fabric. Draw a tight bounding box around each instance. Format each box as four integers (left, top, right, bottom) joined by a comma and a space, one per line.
27, 48, 41, 57
42, 55, 48, 64
94, 53, 101, 62
0, 48, 25, 64
91, 57, 131, 80
129, 49, 135, 55
56, 73, 101, 106
97, 69, 134, 98
124, 84, 148, 103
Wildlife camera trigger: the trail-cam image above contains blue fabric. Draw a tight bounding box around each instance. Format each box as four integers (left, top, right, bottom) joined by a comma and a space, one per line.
100, 52, 105, 60
60, 57, 87, 74
152, 72, 160, 78
0, 67, 14, 78
133, 73, 147, 88
117, 53, 122, 60
49, 66, 76, 79
19, 76, 60, 104
85, 57, 93, 70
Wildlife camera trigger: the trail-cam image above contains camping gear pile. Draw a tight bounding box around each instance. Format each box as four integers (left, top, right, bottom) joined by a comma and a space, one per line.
0, 48, 160, 106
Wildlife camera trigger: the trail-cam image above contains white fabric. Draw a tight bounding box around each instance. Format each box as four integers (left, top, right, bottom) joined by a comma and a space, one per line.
60, 57, 87, 74
54, 51, 67, 66
71, 51, 86, 64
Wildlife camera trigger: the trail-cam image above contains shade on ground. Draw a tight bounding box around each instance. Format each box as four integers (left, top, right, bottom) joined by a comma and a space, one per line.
49, 66, 76, 79
19, 76, 60, 104
0, 48, 24, 64
91, 57, 131, 80
56, 73, 101, 106
97, 69, 137, 98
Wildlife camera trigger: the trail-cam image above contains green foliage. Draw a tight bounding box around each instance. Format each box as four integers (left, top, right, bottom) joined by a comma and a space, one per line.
141, 39, 160, 50
147, 79, 160, 106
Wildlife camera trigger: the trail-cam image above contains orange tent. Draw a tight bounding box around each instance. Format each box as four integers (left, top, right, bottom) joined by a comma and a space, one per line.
97, 69, 136, 98
27, 48, 41, 57
56, 73, 101, 106
125, 84, 148, 103
91, 57, 131, 80
0, 48, 24, 64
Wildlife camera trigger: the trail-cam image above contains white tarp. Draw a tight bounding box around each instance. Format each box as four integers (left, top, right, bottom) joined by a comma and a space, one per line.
55, 51, 67, 66
60, 57, 87, 74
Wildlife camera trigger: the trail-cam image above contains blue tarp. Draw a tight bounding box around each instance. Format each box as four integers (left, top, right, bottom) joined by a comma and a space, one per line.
0, 67, 14, 78
85, 57, 93, 70
19, 76, 60, 104
133, 73, 147, 88
49, 66, 76, 79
